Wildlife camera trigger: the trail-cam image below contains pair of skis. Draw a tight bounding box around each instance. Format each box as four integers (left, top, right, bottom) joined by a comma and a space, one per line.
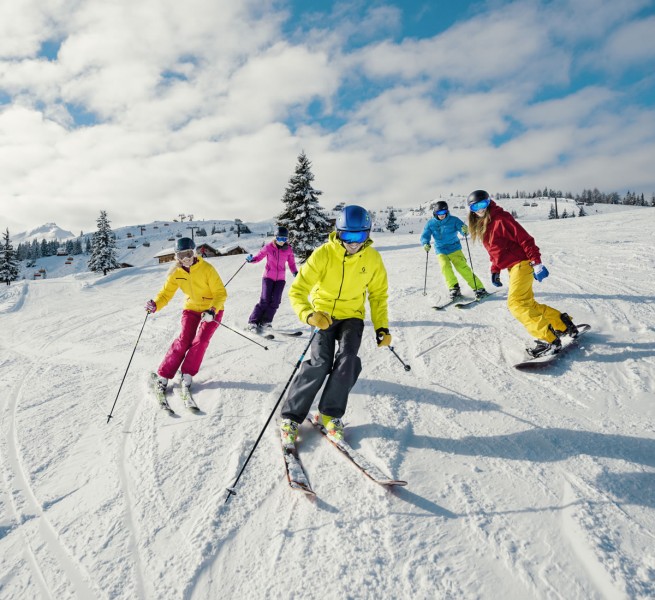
247, 328, 304, 341
432, 291, 498, 311
281, 415, 407, 497
149, 372, 199, 416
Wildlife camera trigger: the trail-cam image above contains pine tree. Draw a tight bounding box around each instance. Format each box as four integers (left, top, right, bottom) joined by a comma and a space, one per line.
548, 204, 557, 220
0, 228, 20, 285
578, 205, 587, 217
277, 151, 332, 262
386, 209, 399, 233
88, 210, 120, 276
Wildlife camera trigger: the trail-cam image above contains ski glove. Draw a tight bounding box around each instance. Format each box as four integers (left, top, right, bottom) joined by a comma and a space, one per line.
145, 299, 157, 313
461, 225, 469, 235
245, 254, 254, 263
376, 327, 392, 347
491, 272, 502, 287
200, 308, 216, 323
423, 244, 431, 252
307, 311, 332, 330
532, 263, 549, 282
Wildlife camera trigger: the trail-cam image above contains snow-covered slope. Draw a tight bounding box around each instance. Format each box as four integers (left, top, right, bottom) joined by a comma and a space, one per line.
0, 207, 653, 599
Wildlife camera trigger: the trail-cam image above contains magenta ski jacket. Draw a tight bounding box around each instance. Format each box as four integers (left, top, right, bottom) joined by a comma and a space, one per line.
250, 241, 298, 281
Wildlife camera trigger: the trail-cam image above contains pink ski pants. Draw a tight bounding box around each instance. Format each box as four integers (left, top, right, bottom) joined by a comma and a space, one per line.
158, 309, 223, 379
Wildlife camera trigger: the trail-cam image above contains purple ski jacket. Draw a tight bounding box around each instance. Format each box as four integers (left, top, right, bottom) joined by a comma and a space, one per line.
250, 241, 298, 281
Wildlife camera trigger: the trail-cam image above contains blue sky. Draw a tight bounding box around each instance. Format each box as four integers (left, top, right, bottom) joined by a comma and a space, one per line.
1, 0, 654, 233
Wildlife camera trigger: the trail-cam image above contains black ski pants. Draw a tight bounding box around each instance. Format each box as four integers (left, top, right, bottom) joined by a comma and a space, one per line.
281, 318, 364, 424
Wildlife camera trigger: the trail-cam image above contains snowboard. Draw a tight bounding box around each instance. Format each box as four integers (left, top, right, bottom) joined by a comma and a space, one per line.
513, 324, 591, 369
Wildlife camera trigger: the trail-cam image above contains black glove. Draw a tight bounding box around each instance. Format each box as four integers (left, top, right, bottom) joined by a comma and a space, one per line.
491, 272, 502, 287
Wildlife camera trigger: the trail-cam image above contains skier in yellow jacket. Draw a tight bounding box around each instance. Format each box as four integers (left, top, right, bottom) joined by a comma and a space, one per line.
145, 237, 227, 402
279, 205, 390, 447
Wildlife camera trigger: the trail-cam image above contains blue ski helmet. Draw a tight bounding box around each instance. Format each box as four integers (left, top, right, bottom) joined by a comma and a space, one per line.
176, 237, 196, 252
336, 205, 371, 232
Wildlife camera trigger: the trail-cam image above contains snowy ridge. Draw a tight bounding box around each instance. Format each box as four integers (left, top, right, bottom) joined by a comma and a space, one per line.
0, 208, 653, 599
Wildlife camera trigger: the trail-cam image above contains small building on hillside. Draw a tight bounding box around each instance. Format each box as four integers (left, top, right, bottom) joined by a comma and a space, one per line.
215, 243, 248, 257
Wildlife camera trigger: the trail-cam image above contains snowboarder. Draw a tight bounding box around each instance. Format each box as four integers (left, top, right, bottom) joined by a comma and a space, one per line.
245, 225, 298, 334
279, 205, 391, 447
420, 200, 487, 300
466, 190, 578, 357
145, 237, 227, 400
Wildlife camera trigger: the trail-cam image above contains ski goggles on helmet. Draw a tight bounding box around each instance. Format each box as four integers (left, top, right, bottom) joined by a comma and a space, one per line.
176, 249, 195, 260
276, 236, 288, 243
469, 199, 490, 212
337, 230, 369, 244
434, 209, 448, 216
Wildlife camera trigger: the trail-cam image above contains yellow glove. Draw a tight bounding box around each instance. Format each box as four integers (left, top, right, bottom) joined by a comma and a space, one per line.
423, 243, 431, 252
307, 311, 332, 330
376, 328, 392, 347
461, 225, 469, 235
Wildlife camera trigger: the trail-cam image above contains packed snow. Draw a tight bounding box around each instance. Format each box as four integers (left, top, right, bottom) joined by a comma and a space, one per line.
0, 200, 654, 599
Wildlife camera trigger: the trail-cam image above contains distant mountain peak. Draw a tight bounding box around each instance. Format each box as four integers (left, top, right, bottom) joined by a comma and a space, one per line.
15, 223, 76, 243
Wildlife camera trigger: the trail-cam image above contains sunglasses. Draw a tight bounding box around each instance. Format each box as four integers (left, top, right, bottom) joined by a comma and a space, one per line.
434, 209, 448, 216
176, 249, 194, 260
276, 236, 288, 243
338, 230, 369, 244
469, 199, 490, 212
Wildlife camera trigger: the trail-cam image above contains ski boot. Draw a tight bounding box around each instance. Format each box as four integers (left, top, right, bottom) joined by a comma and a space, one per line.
180, 373, 198, 410
474, 288, 490, 300
280, 419, 299, 448
449, 285, 462, 300
317, 414, 345, 442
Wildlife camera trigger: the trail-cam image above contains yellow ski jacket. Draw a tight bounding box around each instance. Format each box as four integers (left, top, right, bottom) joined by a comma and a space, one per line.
153, 257, 227, 313
289, 232, 389, 330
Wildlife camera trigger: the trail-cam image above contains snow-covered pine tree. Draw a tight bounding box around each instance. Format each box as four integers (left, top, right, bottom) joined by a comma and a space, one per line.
277, 151, 332, 262
88, 210, 120, 276
0, 228, 20, 285
386, 209, 399, 233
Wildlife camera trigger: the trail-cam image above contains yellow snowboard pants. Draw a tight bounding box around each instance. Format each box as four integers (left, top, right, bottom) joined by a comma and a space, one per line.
437, 249, 484, 291
507, 261, 568, 342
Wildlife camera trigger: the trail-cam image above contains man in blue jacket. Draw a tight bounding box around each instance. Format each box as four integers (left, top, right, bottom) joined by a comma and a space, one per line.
420, 201, 487, 300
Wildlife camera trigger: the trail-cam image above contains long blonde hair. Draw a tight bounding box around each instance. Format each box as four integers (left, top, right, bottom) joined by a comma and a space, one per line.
468, 209, 491, 243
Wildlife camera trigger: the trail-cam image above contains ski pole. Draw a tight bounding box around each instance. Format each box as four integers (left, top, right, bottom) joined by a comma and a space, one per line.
220, 322, 269, 350
224, 260, 247, 287
422, 250, 429, 296
463, 235, 481, 292
389, 346, 411, 372
106, 312, 149, 423
225, 328, 319, 503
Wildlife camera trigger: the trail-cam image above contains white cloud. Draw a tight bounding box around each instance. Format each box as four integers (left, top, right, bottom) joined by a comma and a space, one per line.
1, 0, 654, 235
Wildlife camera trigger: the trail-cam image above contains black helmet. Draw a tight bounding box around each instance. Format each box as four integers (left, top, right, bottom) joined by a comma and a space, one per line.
175, 237, 196, 252
276, 225, 289, 237
467, 190, 490, 206
433, 201, 449, 217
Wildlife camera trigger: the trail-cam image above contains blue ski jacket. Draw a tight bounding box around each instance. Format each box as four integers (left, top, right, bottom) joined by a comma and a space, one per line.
420, 214, 467, 255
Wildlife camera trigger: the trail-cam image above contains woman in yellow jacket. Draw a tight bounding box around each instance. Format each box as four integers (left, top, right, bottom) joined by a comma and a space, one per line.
279, 205, 391, 447
145, 237, 227, 397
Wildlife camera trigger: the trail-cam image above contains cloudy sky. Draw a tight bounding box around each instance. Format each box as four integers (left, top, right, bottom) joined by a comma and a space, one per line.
1, 0, 654, 235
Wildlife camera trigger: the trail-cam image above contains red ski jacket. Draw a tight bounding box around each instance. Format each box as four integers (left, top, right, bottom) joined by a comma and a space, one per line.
483, 201, 542, 272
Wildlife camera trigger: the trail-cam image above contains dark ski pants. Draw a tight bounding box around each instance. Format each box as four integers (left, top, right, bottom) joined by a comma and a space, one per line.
158, 309, 222, 379
281, 318, 364, 424
248, 278, 286, 325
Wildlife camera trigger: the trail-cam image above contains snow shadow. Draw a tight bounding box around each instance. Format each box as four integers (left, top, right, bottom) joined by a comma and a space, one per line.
357, 379, 501, 413
348, 423, 655, 469
595, 470, 655, 508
